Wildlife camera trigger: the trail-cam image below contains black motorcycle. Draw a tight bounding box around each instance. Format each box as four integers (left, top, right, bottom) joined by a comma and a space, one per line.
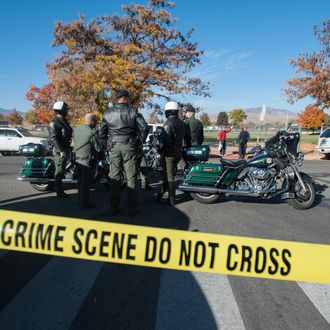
179, 131, 316, 210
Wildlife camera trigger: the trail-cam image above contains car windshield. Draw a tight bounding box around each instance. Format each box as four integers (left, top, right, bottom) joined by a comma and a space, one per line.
17, 128, 34, 137
320, 129, 330, 138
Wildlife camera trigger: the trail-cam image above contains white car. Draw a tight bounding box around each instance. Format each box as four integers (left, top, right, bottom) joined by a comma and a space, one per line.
0, 127, 51, 156
146, 124, 163, 142
316, 127, 330, 159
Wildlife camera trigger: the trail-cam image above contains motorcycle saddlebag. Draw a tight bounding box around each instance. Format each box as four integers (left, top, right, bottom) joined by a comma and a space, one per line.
20, 158, 54, 178
182, 145, 210, 161
184, 163, 223, 185
19, 143, 48, 157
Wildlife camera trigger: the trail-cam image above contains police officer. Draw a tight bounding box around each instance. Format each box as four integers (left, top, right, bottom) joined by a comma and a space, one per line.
236, 126, 250, 159
73, 113, 102, 209
48, 101, 73, 198
161, 101, 191, 206
99, 90, 148, 216
184, 105, 204, 145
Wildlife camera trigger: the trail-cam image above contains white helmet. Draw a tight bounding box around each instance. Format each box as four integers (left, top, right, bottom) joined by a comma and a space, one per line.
165, 101, 180, 111
53, 101, 70, 116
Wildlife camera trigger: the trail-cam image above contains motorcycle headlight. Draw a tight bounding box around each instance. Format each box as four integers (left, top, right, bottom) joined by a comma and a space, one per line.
296, 152, 304, 167
40, 139, 50, 146
286, 167, 295, 179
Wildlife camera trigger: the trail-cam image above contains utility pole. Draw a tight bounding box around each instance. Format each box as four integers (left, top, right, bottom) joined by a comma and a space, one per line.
259, 104, 266, 142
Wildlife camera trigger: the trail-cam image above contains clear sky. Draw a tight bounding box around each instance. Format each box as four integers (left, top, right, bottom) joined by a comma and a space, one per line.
0, 0, 329, 114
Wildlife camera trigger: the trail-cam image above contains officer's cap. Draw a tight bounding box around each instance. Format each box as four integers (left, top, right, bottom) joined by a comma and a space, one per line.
186, 105, 196, 113
115, 89, 130, 99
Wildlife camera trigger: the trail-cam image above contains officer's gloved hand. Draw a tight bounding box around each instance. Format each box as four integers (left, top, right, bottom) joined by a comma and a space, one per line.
60, 151, 66, 158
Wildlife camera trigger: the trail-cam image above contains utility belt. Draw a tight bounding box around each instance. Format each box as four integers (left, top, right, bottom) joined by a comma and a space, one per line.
75, 155, 93, 161
109, 136, 139, 149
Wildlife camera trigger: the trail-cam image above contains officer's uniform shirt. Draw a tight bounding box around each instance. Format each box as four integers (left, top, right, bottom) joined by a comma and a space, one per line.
73, 125, 102, 167
184, 116, 204, 145
48, 117, 73, 152
164, 115, 191, 156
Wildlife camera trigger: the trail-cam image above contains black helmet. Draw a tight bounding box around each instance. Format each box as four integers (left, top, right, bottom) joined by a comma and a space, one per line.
53, 101, 70, 116
165, 101, 180, 118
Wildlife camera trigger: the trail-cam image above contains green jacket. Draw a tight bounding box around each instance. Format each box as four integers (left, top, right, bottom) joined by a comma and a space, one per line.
73, 125, 102, 166
184, 116, 204, 145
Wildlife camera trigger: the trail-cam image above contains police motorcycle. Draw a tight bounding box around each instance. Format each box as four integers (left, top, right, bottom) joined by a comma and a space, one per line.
18, 132, 158, 192
17, 143, 110, 192
179, 130, 315, 210
142, 131, 163, 172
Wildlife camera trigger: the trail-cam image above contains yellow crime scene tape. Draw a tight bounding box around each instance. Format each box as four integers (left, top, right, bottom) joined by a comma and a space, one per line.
0, 210, 329, 283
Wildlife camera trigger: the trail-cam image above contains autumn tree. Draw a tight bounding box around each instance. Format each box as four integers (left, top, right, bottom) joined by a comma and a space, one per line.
28, 0, 209, 121
26, 83, 56, 124
216, 111, 229, 125
24, 109, 39, 125
298, 104, 326, 133
147, 112, 161, 124
229, 108, 247, 126
325, 114, 330, 126
284, 19, 330, 110
199, 112, 211, 127
7, 109, 23, 126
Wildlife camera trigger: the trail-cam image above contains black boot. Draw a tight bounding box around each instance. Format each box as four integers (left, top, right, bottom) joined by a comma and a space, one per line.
56, 187, 69, 198
160, 181, 169, 202
168, 182, 176, 206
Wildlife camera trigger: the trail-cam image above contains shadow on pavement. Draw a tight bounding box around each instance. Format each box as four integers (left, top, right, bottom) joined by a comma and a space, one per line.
0, 184, 219, 329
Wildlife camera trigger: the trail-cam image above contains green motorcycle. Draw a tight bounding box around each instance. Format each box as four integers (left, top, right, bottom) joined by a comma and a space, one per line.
179, 131, 315, 210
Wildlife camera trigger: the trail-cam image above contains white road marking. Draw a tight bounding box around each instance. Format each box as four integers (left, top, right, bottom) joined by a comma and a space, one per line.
298, 282, 330, 324
155, 270, 245, 330
0, 257, 103, 330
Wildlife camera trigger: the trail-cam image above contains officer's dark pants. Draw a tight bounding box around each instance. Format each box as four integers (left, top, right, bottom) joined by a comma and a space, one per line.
109, 143, 138, 212
138, 152, 149, 188
76, 162, 93, 207
238, 143, 247, 159
161, 148, 181, 204
53, 148, 69, 195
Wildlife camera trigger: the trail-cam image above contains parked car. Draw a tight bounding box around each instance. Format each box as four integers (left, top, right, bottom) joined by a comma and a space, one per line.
0, 127, 51, 156
316, 126, 330, 159
146, 124, 163, 142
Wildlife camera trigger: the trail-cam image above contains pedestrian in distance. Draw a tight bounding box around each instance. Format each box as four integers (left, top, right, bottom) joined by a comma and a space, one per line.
236, 126, 250, 159
218, 125, 233, 157
48, 101, 73, 198
73, 113, 102, 209
184, 105, 204, 145
99, 89, 148, 216
160, 101, 191, 206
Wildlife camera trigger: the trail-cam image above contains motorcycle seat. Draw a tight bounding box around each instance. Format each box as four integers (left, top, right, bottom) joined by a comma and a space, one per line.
220, 158, 247, 168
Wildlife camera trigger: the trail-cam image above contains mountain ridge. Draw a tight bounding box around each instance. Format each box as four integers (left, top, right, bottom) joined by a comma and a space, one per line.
208, 107, 298, 124
0, 108, 25, 116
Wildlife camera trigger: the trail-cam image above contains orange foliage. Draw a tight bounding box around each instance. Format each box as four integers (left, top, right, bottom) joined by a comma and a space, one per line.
26, 84, 56, 124
298, 104, 326, 131
7, 109, 23, 126
27, 0, 209, 120
284, 20, 330, 110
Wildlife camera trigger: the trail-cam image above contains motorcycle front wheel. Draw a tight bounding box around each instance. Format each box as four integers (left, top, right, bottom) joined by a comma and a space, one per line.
289, 180, 315, 210
30, 182, 54, 192
190, 192, 219, 204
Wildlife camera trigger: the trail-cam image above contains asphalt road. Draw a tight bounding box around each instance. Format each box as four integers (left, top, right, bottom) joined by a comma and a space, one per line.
0, 156, 329, 330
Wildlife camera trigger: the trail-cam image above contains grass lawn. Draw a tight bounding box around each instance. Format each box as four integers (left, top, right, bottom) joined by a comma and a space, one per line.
204, 131, 318, 144
31, 129, 319, 144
